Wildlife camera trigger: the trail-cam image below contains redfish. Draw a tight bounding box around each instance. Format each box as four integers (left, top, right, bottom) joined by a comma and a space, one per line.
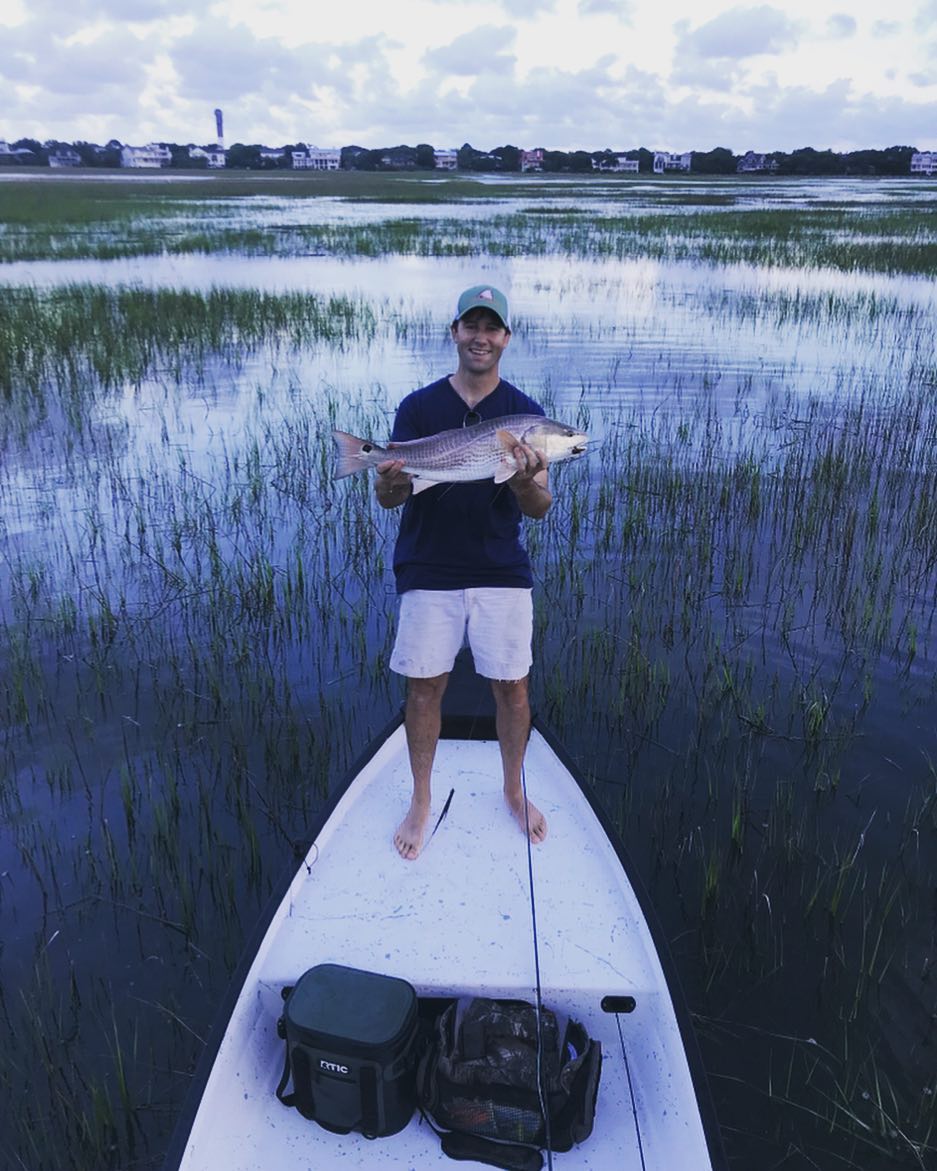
333, 414, 589, 489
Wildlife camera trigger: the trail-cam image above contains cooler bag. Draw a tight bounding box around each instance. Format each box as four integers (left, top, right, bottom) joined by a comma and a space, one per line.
276, 963, 419, 1138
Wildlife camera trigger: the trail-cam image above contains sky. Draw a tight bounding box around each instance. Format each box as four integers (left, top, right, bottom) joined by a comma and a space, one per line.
1, 0, 936, 154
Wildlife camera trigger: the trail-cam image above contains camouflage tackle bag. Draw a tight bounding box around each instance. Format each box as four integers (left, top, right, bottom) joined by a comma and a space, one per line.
416, 997, 601, 1171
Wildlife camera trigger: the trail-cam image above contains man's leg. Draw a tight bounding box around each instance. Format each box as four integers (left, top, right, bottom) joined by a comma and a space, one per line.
490, 677, 547, 844
395, 673, 449, 860
390, 590, 466, 860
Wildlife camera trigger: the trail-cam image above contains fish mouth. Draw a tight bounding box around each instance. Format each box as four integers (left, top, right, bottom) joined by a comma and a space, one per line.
572, 443, 587, 455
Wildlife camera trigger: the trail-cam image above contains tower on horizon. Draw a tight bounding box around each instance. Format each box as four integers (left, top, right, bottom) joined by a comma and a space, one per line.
214, 108, 224, 150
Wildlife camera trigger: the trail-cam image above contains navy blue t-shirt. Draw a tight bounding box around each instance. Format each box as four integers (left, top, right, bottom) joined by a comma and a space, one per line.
390, 377, 545, 593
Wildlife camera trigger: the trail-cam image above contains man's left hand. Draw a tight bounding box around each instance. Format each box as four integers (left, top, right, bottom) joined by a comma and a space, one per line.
511, 444, 547, 482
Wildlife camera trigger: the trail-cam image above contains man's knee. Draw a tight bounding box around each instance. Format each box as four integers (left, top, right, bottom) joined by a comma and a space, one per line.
490, 676, 529, 713
407, 673, 449, 710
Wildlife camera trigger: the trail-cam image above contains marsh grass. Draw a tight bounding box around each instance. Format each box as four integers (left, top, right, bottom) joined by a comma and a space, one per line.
2, 174, 937, 276
1, 184, 936, 1168
532, 374, 937, 1166
0, 284, 375, 395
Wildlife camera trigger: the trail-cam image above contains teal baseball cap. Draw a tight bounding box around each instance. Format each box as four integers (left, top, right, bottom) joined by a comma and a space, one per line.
454, 285, 510, 329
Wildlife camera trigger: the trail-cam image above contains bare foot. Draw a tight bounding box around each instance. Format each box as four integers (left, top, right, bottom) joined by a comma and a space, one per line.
505, 792, 548, 844
394, 800, 430, 861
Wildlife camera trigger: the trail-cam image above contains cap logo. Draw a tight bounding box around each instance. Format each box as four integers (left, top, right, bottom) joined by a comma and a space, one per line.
479, 289, 494, 301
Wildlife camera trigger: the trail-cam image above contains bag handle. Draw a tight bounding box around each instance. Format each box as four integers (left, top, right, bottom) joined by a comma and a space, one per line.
441, 1131, 543, 1171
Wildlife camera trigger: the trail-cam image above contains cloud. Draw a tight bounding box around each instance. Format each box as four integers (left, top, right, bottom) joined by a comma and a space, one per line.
19, 0, 196, 32
915, 1, 937, 31
170, 23, 322, 102
104, 0, 192, 15
578, 0, 634, 15
1, 24, 151, 95
675, 6, 800, 61
426, 0, 556, 14
423, 27, 517, 75
736, 75, 935, 151
501, 0, 557, 12
826, 14, 856, 39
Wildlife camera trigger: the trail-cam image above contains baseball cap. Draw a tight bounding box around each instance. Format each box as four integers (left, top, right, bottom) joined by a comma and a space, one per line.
454, 285, 510, 329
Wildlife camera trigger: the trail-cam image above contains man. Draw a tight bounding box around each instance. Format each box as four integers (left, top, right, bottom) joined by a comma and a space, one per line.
375, 285, 552, 861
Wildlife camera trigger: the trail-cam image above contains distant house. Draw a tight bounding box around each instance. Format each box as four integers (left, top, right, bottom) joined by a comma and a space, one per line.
737, 150, 779, 173
0, 140, 37, 164
597, 154, 639, 173
653, 151, 691, 174
910, 151, 937, 175
121, 144, 171, 168
189, 145, 226, 169
292, 146, 341, 170
434, 148, 458, 170
521, 148, 544, 172
48, 147, 83, 168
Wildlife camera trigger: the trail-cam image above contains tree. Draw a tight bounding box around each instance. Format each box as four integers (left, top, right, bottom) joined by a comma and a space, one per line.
691, 147, 737, 175
12, 138, 43, 164
777, 147, 846, 176
491, 144, 520, 171
415, 143, 436, 169
843, 145, 915, 176
342, 145, 369, 169
169, 143, 208, 168
226, 143, 264, 169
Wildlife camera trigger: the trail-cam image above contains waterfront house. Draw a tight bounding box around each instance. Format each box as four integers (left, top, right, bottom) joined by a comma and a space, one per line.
737, 150, 779, 173
653, 151, 692, 174
597, 154, 639, 172
292, 146, 341, 170
120, 143, 172, 168
911, 151, 937, 175
188, 145, 226, 169
48, 147, 83, 167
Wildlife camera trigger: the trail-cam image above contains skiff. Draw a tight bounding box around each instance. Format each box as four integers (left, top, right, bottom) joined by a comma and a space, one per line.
164, 678, 726, 1169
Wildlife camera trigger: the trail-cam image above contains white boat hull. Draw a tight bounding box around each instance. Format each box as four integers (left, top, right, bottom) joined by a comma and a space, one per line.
166, 718, 724, 1169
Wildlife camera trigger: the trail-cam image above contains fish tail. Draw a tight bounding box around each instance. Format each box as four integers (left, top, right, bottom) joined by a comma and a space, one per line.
332, 430, 382, 478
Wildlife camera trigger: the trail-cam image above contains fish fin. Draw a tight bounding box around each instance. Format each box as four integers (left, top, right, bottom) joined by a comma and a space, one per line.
494, 428, 520, 482
410, 477, 436, 496
332, 429, 381, 478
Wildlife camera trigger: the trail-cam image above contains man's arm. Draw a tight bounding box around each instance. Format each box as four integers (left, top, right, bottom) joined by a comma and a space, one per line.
508, 444, 552, 520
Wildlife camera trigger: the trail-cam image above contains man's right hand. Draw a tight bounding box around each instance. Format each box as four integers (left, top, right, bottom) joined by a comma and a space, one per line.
375, 459, 413, 508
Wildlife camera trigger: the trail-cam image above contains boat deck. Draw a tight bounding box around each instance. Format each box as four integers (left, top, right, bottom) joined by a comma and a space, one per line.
177, 728, 713, 1168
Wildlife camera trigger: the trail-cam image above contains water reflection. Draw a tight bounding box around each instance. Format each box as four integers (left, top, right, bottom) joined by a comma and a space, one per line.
1, 185, 936, 1170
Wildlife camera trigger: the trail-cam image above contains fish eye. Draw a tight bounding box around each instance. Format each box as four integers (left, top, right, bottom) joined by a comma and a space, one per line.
362, 443, 373, 452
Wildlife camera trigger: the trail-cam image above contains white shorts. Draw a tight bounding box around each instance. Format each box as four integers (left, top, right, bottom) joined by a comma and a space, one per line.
390, 588, 533, 681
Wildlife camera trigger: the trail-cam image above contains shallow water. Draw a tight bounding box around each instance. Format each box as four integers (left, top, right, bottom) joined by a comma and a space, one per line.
1, 178, 935, 1170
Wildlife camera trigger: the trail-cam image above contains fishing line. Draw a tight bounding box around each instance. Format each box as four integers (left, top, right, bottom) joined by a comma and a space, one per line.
615, 1011, 648, 1171
520, 760, 554, 1171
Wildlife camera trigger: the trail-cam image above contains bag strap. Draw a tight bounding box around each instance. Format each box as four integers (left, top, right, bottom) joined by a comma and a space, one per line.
420, 1107, 543, 1171
441, 1132, 543, 1171
360, 1065, 379, 1137
275, 1043, 317, 1120
276, 1039, 296, 1108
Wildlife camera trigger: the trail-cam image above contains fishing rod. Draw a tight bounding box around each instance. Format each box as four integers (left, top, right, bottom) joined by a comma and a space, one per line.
520, 760, 554, 1171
